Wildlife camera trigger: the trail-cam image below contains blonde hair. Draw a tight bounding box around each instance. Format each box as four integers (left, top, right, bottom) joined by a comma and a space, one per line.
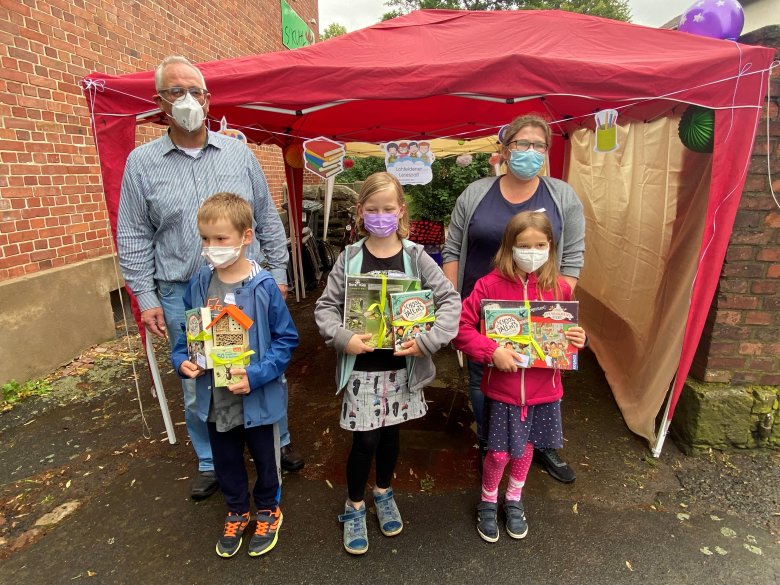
501, 113, 552, 149
197, 193, 253, 234
494, 211, 562, 298
155, 55, 206, 91
356, 172, 410, 239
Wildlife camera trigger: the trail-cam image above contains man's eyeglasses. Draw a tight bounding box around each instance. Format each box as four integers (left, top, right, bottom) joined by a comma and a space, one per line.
158, 87, 208, 103
507, 140, 548, 154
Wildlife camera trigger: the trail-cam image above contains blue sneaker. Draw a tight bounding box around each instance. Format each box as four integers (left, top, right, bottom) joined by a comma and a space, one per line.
504, 500, 528, 539
338, 501, 368, 555
373, 488, 403, 536
477, 501, 499, 543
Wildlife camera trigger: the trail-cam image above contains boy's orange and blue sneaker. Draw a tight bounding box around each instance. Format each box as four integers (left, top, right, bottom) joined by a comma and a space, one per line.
216, 511, 250, 558
248, 507, 283, 557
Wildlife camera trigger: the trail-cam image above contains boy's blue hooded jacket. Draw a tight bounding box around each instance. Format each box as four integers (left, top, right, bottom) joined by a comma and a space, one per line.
171, 266, 299, 429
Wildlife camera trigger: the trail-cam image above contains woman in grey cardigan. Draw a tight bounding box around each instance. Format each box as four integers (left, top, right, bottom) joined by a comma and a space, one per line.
441, 114, 585, 483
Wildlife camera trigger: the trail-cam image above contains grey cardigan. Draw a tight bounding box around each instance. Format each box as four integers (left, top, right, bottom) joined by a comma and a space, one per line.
441, 176, 585, 292
314, 238, 461, 393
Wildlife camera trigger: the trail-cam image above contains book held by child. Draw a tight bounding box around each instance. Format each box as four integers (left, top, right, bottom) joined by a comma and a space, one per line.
389, 289, 435, 351
185, 307, 215, 370
210, 344, 255, 387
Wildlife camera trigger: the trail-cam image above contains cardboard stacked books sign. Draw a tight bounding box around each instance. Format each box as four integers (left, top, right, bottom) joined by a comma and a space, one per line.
304, 138, 345, 178
344, 272, 421, 349
481, 299, 579, 370
205, 304, 255, 386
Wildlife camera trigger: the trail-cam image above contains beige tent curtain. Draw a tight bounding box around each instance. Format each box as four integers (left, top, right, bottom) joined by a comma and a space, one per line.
566, 116, 712, 442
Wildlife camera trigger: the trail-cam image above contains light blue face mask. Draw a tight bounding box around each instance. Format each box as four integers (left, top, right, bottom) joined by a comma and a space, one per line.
507, 149, 545, 180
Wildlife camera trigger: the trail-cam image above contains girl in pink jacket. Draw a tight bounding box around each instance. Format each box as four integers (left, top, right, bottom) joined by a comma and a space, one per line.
454, 211, 587, 543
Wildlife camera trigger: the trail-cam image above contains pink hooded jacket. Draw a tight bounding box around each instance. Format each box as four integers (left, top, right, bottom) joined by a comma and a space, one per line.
454, 269, 573, 409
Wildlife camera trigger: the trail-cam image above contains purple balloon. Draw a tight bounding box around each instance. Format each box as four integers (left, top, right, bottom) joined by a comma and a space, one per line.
678, 0, 745, 41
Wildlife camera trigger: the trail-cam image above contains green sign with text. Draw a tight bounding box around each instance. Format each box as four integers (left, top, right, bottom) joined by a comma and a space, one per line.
281, 0, 315, 50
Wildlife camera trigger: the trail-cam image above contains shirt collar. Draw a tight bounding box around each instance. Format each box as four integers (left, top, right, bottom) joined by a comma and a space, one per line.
161, 129, 226, 155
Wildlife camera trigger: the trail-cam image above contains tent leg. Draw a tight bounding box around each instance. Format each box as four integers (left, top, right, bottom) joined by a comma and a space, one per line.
145, 332, 177, 445
652, 377, 677, 458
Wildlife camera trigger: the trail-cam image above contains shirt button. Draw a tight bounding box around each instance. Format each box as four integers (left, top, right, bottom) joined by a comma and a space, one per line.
239, 306, 243, 310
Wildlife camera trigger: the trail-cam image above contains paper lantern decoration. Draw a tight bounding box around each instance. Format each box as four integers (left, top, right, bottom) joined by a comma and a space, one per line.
489, 152, 501, 166
678, 0, 744, 41
455, 154, 473, 167
343, 157, 355, 169
678, 105, 715, 153
284, 143, 305, 168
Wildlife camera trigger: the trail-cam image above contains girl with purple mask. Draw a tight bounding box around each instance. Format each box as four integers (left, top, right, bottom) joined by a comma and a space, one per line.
314, 172, 461, 555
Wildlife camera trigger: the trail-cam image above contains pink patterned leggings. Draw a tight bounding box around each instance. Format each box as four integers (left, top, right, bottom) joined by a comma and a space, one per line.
481, 442, 534, 503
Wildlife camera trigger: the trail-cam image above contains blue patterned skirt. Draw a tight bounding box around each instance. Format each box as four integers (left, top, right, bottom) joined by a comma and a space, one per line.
483, 398, 563, 458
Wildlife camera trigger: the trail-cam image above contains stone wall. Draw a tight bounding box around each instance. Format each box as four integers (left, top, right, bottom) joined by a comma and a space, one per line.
672, 26, 779, 452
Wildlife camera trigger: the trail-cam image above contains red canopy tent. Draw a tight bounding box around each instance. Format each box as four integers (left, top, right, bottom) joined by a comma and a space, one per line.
82, 9, 774, 453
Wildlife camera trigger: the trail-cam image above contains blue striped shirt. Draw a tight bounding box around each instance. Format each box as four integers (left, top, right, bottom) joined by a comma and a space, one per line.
117, 130, 288, 312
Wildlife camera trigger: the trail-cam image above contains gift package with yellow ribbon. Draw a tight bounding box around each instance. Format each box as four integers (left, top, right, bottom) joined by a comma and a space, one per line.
211, 345, 256, 387
185, 307, 215, 370
389, 289, 435, 351
481, 299, 579, 370
344, 272, 420, 349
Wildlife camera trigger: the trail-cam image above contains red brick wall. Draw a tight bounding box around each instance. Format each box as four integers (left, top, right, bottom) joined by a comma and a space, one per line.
0, 0, 318, 282
691, 37, 780, 386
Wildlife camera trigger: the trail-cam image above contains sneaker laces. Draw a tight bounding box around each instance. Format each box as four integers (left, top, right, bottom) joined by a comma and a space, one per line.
543, 449, 565, 467
224, 513, 249, 538
255, 509, 279, 536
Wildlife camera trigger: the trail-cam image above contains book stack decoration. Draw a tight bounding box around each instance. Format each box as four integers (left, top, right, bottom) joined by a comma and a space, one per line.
206, 304, 255, 387
389, 289, 435, 351
481, 300, 579, 370
343, 272, 421, 349
303, 137, 345, 179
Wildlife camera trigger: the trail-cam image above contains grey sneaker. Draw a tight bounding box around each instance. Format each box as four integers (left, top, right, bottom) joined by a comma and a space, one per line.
477, 501, 499, 543
504, 500, 528, 539
373, 488, 403, 536
338, 501, 368, 555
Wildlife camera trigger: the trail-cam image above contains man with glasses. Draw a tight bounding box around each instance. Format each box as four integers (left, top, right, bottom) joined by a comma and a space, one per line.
117, 56, 305, 501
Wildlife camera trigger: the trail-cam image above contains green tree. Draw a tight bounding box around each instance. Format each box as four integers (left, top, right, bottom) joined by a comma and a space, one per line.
384, 0, 631, 21
321, 23, 348, 40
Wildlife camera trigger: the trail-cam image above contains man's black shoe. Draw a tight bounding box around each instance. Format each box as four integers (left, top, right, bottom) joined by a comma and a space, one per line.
534, 448, 576, 483
191, 470, 219, 500
280, 444, 304, 472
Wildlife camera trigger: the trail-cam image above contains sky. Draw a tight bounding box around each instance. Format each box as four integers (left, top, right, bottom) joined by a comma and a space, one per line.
317, 0, 695, 33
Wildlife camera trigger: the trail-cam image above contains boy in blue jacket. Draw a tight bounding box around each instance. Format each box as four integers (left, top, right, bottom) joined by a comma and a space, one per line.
172, 193, 299, 559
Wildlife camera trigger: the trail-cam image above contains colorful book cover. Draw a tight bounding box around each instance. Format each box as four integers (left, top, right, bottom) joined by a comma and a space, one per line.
344, 273, 421, 349
185, 307, 214, 369
389, 289, 435, 351
528, 301, 579, 370
481, 299, 579, 370
210, 344, 255, 388
305, 160, 342, 178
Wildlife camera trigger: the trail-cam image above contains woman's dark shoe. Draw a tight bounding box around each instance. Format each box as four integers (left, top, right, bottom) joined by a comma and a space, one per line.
534, 448, 576, 483
280, 444, 305, 472
191, 470, 219, 500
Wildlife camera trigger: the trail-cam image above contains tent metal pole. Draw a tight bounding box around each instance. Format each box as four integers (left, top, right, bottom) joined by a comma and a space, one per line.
145, 333, 177, 445
652, 377, 677, 458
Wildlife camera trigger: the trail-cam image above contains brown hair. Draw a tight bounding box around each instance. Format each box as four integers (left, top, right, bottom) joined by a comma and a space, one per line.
356, 172, 410, 239
501, 113, 552, 155
197, 192, 253, 234
494, 211, 561, 298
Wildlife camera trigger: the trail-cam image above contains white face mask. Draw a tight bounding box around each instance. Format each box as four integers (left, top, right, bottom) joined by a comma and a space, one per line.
168, 92, 205, 133
512, 246, 549, 273
202, 246, 241, 268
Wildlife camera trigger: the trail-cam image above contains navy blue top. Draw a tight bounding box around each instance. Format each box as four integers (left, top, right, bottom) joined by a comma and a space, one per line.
461, 178, 562, 299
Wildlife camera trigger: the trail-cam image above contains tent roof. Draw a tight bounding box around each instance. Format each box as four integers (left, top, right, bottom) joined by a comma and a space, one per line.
85, 9, 773, 146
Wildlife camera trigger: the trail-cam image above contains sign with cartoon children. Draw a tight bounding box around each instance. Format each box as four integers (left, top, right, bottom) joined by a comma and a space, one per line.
382, 140, 435, 185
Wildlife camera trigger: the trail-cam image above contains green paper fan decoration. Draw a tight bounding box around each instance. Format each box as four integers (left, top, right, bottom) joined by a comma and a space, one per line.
678, 105, 715, 153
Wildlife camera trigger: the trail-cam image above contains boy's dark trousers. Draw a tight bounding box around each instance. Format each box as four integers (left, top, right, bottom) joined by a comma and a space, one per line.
207, 421, 280, 513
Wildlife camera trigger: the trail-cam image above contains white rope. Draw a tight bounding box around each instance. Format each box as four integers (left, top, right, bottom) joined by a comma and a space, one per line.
81, 78, 152, 440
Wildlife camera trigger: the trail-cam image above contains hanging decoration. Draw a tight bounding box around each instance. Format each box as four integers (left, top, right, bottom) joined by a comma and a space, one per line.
678, 0, 744, 41
381, 140, 435, 185
678, 105, 715, 153
283, 143, 305, 168
455, 153, 473, 167
302, 137, 345, 178
343, 157, 355, 169
217, 116, 247, 143
594, 109, 619, 153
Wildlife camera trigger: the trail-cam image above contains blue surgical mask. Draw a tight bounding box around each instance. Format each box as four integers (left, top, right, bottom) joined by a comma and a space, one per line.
507, 149, 545, 180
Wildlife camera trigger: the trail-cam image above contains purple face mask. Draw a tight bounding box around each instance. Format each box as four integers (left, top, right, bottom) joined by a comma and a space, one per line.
363, 212, 398, 238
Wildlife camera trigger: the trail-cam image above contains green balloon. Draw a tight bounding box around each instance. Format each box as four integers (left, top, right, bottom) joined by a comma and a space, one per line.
678, 105, 715, 153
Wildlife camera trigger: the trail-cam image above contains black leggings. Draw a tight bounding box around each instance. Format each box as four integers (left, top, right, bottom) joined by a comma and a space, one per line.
346, 425, 400, 502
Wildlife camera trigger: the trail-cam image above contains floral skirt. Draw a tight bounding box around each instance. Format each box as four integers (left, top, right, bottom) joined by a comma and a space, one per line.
340, 368, 426, 431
